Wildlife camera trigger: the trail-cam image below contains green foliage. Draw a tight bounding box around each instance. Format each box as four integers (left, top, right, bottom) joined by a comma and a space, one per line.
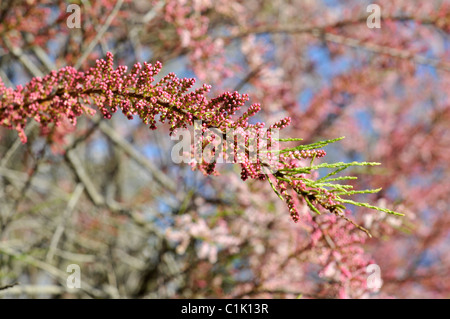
266, 136, 403, 237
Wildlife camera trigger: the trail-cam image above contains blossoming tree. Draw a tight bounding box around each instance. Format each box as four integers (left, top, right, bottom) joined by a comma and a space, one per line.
0, 0, 448, 298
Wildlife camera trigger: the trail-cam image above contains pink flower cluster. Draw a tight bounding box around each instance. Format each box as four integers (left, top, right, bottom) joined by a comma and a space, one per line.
313, 213, 376, 298
166, 214, 241, 264
0, 52, 340, 225
160, 0, 234, 83
0, 52, 275, 140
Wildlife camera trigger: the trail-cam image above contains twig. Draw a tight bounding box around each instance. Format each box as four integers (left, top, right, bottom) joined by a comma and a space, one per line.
0, 243, 108, 298
0, 122, 37, 168
0, 282, 19, 291
2, 36, 44, 77
0, 284, 83, 296
98, 121, 177, 192
74, 0, 124, 69
225, 16, 450, 72
65, 150, 105, 206
46, 183, 85, 263
320, 31, 450, 71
